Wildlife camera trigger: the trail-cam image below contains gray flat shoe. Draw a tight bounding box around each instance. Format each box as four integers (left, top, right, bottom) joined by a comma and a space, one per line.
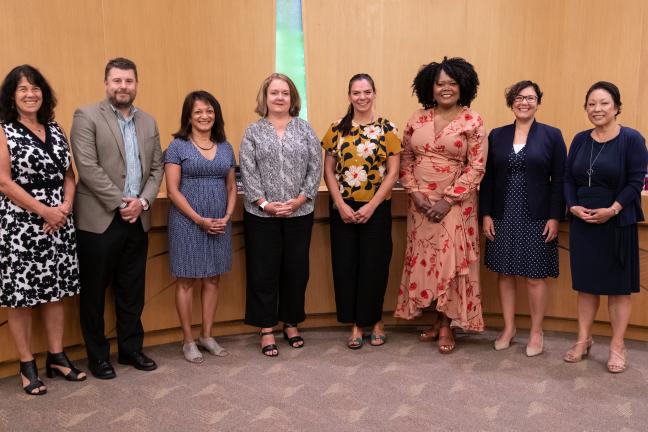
182, 342, 204, 363
197, 336, 229, 357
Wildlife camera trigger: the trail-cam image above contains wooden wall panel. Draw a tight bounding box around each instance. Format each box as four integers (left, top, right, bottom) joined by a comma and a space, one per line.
100, 0, 275, 155
0, 0, 274, 156
0, 0, 106, 134
303, 0, 648, 146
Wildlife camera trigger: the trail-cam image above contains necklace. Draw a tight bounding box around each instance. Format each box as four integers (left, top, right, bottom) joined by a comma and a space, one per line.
191, 138, 215, 151
587, 137, 607, 187
21, 120, 43, 135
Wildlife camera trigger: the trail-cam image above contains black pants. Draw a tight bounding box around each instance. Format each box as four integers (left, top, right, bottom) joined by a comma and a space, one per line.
243, 211, 314, 328
78, 214, 148, 361
330, 200, 392, 327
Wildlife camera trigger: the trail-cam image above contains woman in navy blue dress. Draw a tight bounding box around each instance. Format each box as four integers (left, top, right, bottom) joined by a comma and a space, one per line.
563, 82, 647, 373
165, 91, 237, 363
480, 81, 566, 357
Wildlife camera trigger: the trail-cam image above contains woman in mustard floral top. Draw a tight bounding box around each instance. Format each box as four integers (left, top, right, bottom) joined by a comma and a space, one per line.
322, 73, 401, 349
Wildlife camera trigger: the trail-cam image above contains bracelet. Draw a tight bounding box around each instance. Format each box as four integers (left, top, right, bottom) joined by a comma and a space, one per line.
609, 207, 619, 216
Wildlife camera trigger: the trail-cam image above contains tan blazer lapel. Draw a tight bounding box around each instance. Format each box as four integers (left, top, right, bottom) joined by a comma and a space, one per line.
99, 100, 126, 161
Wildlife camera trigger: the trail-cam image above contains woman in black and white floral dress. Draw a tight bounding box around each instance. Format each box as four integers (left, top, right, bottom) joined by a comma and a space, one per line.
0, 65, 85, 396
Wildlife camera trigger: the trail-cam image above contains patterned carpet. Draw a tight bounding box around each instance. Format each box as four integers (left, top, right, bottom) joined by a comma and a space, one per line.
1, 327, 647, 432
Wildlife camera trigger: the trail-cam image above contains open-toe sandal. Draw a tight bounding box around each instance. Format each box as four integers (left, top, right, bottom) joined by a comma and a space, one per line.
419, 324, 440, 342
563, 338, 593, 363
282, 323, 304, 349
370, 333, 386, 346
607, 348, 627, 374
46, 351, 87, 381
260, 330, 279, 357
347, 336, 364, 350
438, 326, 456, 354
20, 360, 47, 396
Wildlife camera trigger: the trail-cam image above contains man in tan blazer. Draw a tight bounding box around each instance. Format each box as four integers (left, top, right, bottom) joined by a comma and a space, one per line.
71, 58, 163, 379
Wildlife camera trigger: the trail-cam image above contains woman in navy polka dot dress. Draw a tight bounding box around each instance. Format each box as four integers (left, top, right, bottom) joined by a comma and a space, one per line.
480, 81, 567, 357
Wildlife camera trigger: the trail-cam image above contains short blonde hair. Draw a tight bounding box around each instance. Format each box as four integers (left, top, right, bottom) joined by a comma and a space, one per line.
255, 73, 301, 117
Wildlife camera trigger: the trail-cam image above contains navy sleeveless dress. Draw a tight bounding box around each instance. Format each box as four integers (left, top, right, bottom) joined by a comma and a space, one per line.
484, 146, 559, 278
568, 137, 639, 295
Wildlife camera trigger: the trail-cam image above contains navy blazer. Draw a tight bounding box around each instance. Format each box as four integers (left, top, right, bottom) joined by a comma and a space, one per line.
480, 120, 567, 220
564, 126, 647, 226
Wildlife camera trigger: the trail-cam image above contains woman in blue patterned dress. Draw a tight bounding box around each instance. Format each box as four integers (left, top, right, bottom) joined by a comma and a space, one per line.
0, 65, 85, 395
165, 90, 236, 363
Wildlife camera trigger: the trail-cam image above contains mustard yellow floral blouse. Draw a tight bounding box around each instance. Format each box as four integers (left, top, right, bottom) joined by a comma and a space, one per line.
321, 118, 401, 202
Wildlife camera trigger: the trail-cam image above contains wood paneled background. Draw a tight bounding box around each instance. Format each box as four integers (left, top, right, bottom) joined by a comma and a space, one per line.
1, 0, 648, 374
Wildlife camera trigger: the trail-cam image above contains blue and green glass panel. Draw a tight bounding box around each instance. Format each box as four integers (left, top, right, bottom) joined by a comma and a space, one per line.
276, 0, 307, 120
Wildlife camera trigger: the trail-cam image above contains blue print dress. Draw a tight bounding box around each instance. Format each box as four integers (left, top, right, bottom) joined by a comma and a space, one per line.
165, 138, 235, 278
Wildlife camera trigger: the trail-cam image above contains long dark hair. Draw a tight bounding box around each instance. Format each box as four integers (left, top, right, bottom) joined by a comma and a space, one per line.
337, 73, 376, 136
173, 90, 226, 143
0, 65, 57, 124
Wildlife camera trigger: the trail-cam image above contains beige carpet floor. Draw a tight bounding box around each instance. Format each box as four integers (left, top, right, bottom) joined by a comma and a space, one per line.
0, 327, 647, 432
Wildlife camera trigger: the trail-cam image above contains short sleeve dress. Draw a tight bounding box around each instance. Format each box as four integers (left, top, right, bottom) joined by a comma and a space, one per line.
165, 138, 236, 278
0, 121, 80, 307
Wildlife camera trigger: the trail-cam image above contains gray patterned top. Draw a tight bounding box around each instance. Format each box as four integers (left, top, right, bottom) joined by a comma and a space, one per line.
240, 117, 322, 217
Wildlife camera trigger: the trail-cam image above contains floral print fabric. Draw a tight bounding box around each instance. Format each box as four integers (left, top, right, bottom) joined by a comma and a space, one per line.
321, 118, 401, 202
394, 107, 486, 331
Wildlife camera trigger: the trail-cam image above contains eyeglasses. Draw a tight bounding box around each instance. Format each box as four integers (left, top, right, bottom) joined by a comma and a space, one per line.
514, 95, 538, 103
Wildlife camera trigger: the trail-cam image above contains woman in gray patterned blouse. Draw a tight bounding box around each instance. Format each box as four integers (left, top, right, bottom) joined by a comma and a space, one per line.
240, 73, 322, 357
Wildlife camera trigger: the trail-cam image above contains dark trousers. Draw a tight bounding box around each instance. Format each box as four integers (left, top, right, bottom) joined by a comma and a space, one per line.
78, 214, 148, 361
243, 211, 314, 328
330, 200, 392, 327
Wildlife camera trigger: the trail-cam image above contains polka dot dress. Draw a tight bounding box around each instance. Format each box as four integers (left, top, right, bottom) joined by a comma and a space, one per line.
485, 146, 559, 278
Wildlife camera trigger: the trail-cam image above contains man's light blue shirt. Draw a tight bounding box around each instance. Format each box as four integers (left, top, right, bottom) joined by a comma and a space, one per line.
111, 105, 142, 197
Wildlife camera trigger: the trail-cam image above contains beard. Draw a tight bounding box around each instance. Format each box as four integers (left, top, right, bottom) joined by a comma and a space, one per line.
109, 92, 135, 109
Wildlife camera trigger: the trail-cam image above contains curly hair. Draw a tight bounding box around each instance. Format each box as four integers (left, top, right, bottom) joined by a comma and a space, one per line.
173, 90, 227, 143
0, 65, 57, 124
412, 57, 479, 109
584, 81, 622, 117
504, 80, 543, 107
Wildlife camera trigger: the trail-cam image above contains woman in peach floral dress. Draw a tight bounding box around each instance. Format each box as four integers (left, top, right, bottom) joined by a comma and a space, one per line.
394, 57, 487, 353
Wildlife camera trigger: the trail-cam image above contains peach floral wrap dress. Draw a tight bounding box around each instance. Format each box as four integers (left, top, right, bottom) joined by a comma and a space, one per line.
394, 107, 487, 331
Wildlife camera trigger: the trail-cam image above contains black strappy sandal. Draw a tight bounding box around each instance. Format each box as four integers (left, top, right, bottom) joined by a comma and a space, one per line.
20, 359, 47, 396
260, 330, 279, 357
283, 323, 304, 348
46, 351, 87, 381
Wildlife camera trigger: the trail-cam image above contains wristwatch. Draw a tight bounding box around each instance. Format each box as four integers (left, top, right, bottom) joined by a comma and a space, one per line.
258, 201, 269, 212
609, 207, 619, 216
139, 198, 150, 211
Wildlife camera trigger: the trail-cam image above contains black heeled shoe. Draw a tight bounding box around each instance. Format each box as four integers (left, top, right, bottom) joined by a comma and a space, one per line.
46, 352, 87, 381
282, 323, 304, 348
19, 360, 47, 396
260, 330, 279, 357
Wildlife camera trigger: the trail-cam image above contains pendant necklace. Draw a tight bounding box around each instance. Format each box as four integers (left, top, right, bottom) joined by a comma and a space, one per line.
587, 137, 607, 187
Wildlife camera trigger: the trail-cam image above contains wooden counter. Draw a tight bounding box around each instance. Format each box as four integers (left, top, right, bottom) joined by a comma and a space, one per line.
1, 190, 648, 377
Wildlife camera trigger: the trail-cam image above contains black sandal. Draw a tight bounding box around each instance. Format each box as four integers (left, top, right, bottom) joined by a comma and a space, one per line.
19, 360, 47, 396
260, 330, 279, 357
283, 323, 304, 348
46, 351, 87, 381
